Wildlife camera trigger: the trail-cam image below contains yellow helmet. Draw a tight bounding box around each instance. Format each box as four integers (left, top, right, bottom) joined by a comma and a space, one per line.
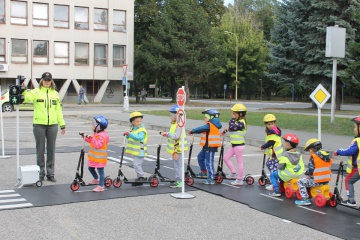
231, 104, 247, 112
263, 114, 276, 122
304, 138, 322, 152
129, 111, 143, 122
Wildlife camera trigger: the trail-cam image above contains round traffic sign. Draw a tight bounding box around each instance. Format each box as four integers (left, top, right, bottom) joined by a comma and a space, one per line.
176, 109, 186, 128
176, 88, 186, 107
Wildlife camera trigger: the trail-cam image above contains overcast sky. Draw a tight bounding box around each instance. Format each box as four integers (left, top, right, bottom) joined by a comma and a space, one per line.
224, 0, 234, 6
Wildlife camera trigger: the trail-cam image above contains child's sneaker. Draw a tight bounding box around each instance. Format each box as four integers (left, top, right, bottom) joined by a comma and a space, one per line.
170, 181, 182, 188
231, 180, 243, 186
341, 199, 357, 207
226, 173, 237, 179
93, 186, 104, 192
265, 184, 273, 191
89, 179, 99, 185
196, 172, 207, 178
295, 199, 311, 206
203, 179, 215, 185
269, 191, 281, 197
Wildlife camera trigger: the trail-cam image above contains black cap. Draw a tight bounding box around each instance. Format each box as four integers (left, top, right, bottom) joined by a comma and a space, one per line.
41, 72, 52, 80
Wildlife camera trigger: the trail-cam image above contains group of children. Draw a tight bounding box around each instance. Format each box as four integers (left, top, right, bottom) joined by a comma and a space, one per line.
80, 104, 360, 208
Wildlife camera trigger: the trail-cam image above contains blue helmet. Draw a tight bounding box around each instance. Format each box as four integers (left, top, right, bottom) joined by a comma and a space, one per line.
93, 115, 108, 131
202, 109, 220, 118
169, 104, 179, 113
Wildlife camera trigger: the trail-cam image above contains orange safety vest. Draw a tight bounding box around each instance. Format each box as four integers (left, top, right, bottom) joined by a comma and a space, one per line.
312, 153, 332, 183
199, 122, 221, 147
88, 138, 108, 164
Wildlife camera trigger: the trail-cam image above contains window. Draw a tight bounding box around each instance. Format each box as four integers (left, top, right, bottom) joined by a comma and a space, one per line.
11, 1, 27, 25
113, 10, 126, 32
74, 7, 88, 29
113, 45, 125, 67
32, 40, 48, 64
75, 43, 89, 65
94, 8, 108, 30
54, 42, 69, 64
86, 81, 100, 94
11, 39, 27, 63
94, 44, 107, 66
33, 3, 48, 26
0, 0, 5, 23
54, 5, 69, 28
0, 38, 5, 62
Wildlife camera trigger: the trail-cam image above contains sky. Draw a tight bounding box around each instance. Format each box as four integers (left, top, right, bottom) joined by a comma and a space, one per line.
224, 0, 234, 6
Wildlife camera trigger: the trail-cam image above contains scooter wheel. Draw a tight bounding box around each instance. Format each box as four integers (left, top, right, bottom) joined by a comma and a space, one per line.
327, 193, 338, 207
245, 176, 254, 185
215, 175, 223, 184
185, 176, 194, 186
70, 181, 80, 191
258, 177, 266, 186
104, 177, 112, 187
113, 178, 122, 188
314, 194, 326, 208
285, 186, 294, 199
36, 181, 42, 187
149, 177, 159, 187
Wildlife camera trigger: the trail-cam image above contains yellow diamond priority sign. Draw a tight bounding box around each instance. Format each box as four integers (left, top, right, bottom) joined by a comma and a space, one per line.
309, 84, 331, 108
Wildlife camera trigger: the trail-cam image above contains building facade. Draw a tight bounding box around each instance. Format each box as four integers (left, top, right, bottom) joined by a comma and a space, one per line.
0, 0, 134, 103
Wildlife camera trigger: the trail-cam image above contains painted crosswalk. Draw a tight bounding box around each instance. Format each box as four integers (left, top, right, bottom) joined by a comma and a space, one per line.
0, 190, 32, 210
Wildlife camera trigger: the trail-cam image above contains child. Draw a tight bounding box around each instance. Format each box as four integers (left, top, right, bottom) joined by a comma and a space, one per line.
260, 114, 283, 190
83, 116, 109, 192
295, 138, 332, 205
268, 133, 304, 197
188, 109, 222, 184
159, 104, 188, 188
124, 111, 148, 185
222, 104, 247, 186
333, 116, 360, 207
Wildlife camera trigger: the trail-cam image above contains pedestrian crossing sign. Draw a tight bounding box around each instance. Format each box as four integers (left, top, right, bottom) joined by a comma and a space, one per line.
309, 84, 331, 109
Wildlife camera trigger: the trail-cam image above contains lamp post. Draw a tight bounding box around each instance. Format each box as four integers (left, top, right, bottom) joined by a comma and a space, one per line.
224, 31, 238, 100
259, 79, 262, 101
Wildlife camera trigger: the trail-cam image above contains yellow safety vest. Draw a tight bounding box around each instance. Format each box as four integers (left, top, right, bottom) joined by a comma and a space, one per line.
229, 119, 246, 145
345, 138, 360, 174
88, 136, 108, 164
278, 152, 304, 182
125, 127, 148, 156
166, 123, 188, 154
264, 134, 283, 159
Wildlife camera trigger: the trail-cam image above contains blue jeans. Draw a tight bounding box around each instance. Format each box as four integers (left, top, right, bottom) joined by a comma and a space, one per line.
270, 171, 283, 193
197, 149, 215, 180
78, 94, 86, 104
88, 167, 105, 187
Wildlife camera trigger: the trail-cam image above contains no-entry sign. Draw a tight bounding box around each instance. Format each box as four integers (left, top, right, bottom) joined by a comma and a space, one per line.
177, 109, 186, 128
176, 88, 186, 107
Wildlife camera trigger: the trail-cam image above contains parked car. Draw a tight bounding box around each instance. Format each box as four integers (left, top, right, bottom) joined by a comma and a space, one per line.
1, 89, 34, 112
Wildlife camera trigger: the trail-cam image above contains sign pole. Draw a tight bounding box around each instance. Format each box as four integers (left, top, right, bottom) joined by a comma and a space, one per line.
171, 86, 195, 199
318, 107, 321, 141
0, 85, 11, 159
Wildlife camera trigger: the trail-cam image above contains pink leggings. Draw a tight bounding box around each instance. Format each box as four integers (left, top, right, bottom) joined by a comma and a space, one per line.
223, 145, 245, 180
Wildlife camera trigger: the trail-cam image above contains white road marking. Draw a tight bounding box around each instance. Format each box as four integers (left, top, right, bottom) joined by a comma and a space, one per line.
0, 198, 26, 204
108, 150, 116, 153
297, 206, 326, 214
282, 219, 292, 223
107, 157, 129, 164
243, 154, 264, 157
221, 183, 241, 188
0, 190, 15, 194
0, 203, 33, 210
163, 166, 174, 170
0, 194, 21, 198
259, 193, 284, 201
75, 189, 108, 193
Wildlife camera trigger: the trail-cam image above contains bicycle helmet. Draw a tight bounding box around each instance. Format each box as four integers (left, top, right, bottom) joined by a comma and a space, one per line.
263, 114, 276, 123
93, 115, 108, 132
231, 104, 247, 115
129, 111, 143, 122
169, 104, 179, 113
304, 138, 322, 152
283, 133, 299, 148
201, 109, 220, 118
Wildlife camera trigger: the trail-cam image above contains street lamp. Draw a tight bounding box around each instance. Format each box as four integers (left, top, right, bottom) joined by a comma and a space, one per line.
224, 31, 238, 101
259, 79, 262, 101
120, 29, 129, 111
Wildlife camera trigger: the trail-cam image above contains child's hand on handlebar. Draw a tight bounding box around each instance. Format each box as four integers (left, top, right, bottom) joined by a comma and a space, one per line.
123, 131, 130, 136
159, 131, 167, 137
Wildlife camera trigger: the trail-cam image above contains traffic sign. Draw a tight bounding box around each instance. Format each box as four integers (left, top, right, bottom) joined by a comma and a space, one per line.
122, 76, 126, 86
176, 109, 186, 128
176, 88, 186, 107
309, 84, 331, 109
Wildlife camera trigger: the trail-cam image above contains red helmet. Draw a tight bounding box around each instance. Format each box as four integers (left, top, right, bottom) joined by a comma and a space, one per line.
283, 133, 299, 145
351, 116, 360, 124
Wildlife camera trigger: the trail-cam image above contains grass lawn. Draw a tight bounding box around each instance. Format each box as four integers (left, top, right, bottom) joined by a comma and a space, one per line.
143, 109, 355, 136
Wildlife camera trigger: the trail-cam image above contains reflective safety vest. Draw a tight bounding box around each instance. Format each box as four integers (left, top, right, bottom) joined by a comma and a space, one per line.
166, 123, 188, 154
278, 153, 304, 182
88, 137, 108, 164
125, 127, 148, 156
345, 138, 360, 174
200, 122, 221, 147
264, 134, 283, 159
313, 153, 333, 183
229, 119, 246, 145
